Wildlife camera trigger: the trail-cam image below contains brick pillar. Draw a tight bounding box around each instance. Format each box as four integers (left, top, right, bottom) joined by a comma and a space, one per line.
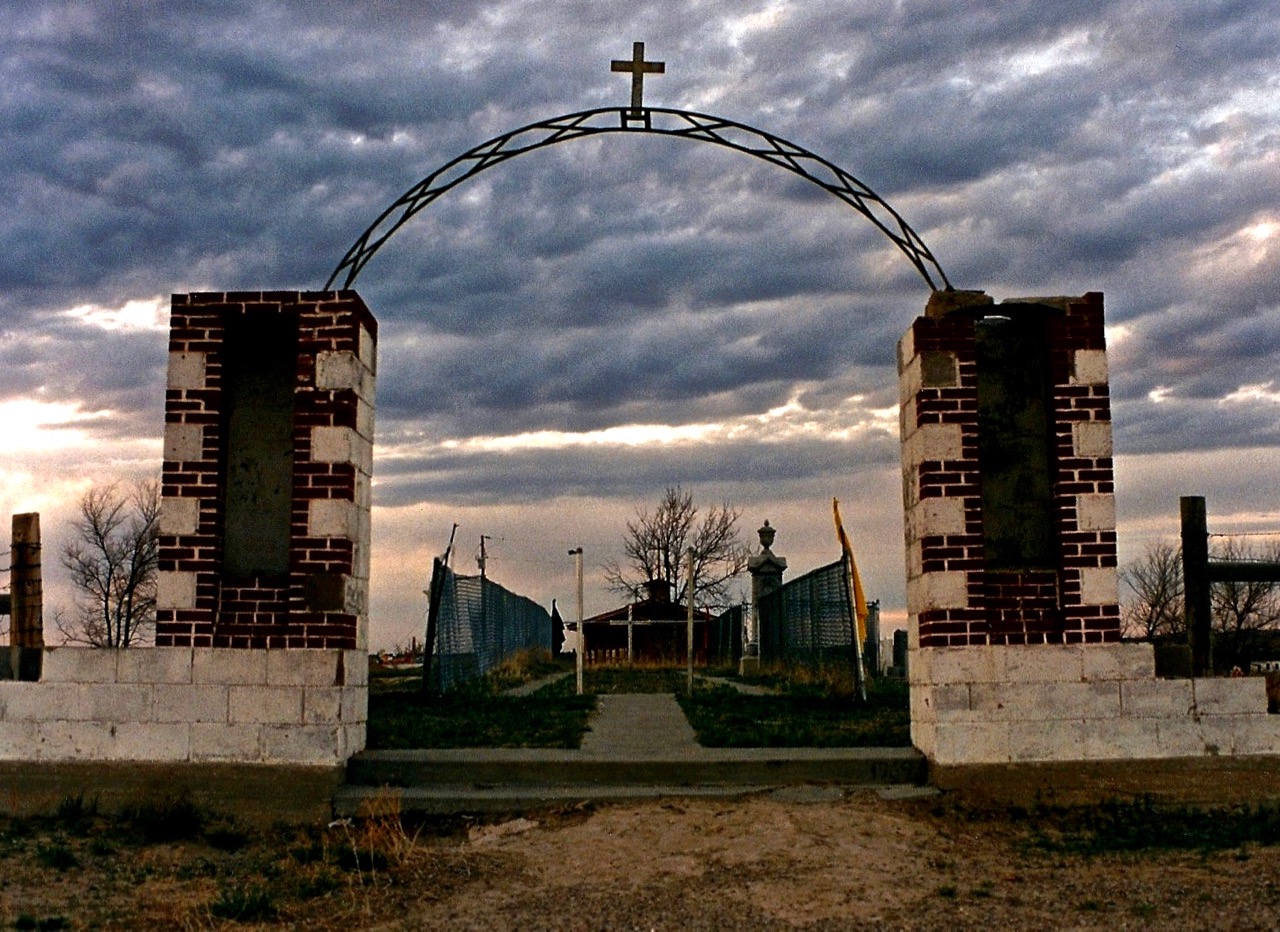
900, 291, 1132, 766
899, 291, 1120, 648
156, 291, 376, 650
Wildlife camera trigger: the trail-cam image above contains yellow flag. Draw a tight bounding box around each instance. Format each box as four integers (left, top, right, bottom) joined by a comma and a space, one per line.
833, 498, 868, 642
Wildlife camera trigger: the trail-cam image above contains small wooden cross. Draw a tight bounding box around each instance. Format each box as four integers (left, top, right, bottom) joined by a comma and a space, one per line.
611, 41, 664, 113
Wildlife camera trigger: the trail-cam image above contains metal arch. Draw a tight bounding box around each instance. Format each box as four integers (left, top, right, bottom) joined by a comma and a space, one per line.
324, 107, 952, 291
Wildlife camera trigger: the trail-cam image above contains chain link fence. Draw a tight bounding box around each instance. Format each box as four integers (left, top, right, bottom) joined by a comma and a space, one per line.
708, 603, 745, 667
757, 556, 857, 670
423, 557, 552, 693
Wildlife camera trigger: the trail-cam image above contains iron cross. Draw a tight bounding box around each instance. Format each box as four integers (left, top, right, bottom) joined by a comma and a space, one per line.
611, 41, 664, 112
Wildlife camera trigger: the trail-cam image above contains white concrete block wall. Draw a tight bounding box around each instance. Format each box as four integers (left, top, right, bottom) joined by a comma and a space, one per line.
0, 647, 367, 765
913, 643, 1280, 765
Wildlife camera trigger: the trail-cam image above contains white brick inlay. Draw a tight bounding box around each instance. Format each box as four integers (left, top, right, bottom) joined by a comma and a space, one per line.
906, 571, 970, 613
1075, 493, 1116, 532
316, 350, 373, 396
1078, 566, 1119, 606
162, 423, 203, 462
903, 422, 965, 464
1072, 421, 1113, 458
1071, 349, 1109, 385
309, 499, 358, 539
166, 351, 207, 390
357, 398, 375, 442
156, 571, 198, 610
908, 497, 968, 538
358, 324, 376, 372
310, 425, 359, 465
159, 497, 200, 536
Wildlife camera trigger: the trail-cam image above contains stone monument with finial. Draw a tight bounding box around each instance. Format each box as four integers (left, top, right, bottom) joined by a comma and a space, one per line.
742, 519, 787, 675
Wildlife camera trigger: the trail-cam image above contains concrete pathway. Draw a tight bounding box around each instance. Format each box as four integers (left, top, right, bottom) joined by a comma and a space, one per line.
579, 693, 700, 757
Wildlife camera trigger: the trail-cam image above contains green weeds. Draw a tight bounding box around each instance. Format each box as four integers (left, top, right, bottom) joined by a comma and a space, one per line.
678, 672, 911, 747
1031, 796, 1280, 854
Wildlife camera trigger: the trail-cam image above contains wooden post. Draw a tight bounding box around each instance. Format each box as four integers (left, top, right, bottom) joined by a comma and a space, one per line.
11, 513, 43, 649
421, 557, 446, 694
1181, 496, 1212, 676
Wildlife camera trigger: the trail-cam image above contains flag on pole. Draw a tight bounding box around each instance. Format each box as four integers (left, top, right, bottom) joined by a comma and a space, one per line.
833, 498, 868, 643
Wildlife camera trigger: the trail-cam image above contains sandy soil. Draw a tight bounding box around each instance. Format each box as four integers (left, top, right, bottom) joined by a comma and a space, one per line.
4, 790, 1280, 930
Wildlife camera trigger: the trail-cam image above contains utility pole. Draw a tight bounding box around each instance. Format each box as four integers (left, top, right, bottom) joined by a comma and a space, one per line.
570, 547, 584, 695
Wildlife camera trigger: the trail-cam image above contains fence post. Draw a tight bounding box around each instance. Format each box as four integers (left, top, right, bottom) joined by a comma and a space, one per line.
1181, 496, 1212, 676
421, 557, 445, 694
11, 514, 43, 682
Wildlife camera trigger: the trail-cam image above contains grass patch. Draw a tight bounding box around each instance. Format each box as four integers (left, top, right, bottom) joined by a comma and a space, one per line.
208, 882, 277, 922
1031, 796, 1280, 854
367, 648, 590, 749
368, 684, 593, 750
677, 676, 910, 748
121, 793, 205, 843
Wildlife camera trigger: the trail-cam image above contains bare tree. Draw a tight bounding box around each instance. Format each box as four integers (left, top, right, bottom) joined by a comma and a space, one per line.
602, 485, 749, 611
59, 480, 160, 647
1120, 542, 1185, 641
1210, 538, 1280, 671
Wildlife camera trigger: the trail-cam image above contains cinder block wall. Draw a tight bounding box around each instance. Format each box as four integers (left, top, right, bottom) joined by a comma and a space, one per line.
157, 291, 376, 650
0, 648, 367, 764
898, 291, 1120, 647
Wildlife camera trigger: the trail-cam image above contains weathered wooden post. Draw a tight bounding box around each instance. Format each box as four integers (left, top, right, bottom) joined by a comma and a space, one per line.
10, 513, 44, 680
1181, 496, 1212, 676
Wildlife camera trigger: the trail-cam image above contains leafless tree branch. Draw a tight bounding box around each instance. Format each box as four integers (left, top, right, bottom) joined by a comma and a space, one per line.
603, 485, 748, 612
58, 479, 160, 647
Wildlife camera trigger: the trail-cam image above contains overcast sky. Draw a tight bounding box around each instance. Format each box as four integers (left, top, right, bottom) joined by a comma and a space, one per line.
3, 1, 1279, 650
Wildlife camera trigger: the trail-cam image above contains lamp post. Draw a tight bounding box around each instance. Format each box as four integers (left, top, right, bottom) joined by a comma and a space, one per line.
569, 547, 584, 695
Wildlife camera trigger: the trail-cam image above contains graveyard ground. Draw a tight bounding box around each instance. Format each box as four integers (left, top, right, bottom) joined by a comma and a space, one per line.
2, 789, 1280, 929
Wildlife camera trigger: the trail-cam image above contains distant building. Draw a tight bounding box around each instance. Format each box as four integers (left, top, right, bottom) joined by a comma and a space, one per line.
566, 579, 721, 664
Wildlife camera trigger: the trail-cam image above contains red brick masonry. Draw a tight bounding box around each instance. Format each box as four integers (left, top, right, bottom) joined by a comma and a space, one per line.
901, 293, 1121, 648
157, 291, 376, 649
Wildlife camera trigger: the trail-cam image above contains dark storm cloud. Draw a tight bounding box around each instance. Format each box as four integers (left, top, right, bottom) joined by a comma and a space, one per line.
373, 430, 900, 508
2, 0, 1279, 510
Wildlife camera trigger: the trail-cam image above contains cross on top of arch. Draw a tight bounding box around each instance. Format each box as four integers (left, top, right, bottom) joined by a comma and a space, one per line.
611, 41, 664, 122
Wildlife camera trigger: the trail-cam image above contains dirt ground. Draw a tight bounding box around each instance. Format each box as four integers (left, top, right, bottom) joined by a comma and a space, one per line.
3, 790, 1280, 930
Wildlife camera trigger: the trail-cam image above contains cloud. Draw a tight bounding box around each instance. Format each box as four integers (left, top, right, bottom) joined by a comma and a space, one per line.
3, 0, 1279, 646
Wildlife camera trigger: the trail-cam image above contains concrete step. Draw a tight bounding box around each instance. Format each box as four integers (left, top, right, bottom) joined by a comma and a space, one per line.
333, 779, 934, 817
345, 746, 926, 790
